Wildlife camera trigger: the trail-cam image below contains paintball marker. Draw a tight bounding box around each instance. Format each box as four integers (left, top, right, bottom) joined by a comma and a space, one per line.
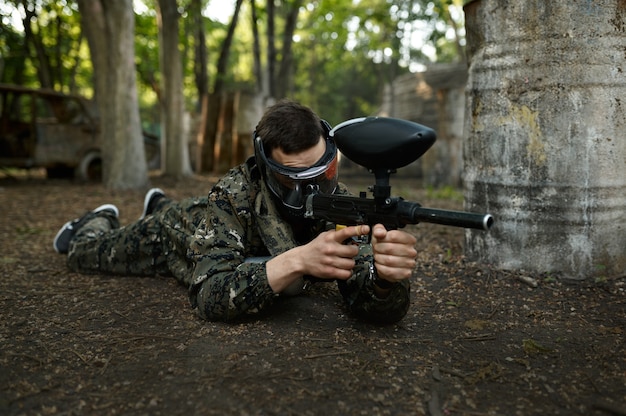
303, 117, 494, 233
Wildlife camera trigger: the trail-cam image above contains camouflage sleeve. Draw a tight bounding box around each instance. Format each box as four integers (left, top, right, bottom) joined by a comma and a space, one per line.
337, 244, 411, 324
332, 183, 411, 323
187, 169, 277, 322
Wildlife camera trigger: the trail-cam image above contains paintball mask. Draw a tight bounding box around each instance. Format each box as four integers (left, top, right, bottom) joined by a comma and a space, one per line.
254, 121, 339, 216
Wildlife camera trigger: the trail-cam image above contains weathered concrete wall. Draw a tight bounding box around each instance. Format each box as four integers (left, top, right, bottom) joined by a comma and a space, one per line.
376, 64, 467, 185
463, 0, 626, 279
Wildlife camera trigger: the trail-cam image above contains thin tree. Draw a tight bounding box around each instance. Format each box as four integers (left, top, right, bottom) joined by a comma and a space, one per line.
189, 0, 209, 171
20, 1, 53, 89
250, 0, 263, 93
274, 0, 302, 98
191, 0, 208, 112
260, 0, 301, 100
157, 0, 192, 178
266, 0, 276, 98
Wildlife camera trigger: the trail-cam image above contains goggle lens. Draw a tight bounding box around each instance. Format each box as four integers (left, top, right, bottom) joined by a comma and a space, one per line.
261, 139, 338, 209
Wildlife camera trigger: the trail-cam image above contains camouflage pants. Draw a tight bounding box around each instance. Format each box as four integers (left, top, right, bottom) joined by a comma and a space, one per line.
66, 196, 207, 287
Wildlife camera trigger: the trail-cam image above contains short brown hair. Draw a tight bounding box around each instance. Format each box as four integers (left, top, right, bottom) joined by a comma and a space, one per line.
255, 99, 325, 155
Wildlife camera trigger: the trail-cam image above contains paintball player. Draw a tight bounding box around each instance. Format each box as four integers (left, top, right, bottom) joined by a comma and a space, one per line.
52, 99, 418, 323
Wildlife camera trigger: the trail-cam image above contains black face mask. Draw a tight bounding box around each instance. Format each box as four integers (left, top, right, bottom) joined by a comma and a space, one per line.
269, 194, 323, 244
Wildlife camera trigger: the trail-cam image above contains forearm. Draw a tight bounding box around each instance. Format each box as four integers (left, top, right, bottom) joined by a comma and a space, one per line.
339, 274, 410, 324
265, 246, 309, 293
190, 260, 277, 322
338, 246, 411, 324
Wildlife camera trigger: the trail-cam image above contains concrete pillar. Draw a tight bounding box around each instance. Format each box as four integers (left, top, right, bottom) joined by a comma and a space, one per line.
463, 0, 626, 279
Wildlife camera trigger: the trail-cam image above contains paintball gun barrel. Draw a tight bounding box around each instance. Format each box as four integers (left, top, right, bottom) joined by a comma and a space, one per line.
303, 117, 494, 232
305, 193, 493, 231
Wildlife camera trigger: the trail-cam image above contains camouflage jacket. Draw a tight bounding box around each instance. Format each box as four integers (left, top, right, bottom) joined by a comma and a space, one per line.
187, 157, 410, 323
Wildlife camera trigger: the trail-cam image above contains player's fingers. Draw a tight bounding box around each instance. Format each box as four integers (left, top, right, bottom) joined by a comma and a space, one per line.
335, 224, 370, 241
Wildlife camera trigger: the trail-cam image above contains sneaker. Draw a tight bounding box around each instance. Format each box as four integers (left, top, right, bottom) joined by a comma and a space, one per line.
140, 188, 165, 219
53, 204, 119, 254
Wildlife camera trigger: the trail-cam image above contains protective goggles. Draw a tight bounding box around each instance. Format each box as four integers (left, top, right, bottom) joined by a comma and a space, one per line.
255, 136, 339, 209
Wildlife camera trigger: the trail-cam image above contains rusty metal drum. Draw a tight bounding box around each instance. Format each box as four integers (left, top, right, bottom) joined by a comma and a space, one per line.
462, 0, 626, 278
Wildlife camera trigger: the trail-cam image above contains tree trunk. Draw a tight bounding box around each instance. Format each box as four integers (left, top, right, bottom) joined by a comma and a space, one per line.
190, 0, 208, 172
213, 92, 239, 173
199, 0, 243, 173
21, 2, 53, 89
275, 0, 302, 98
266, 0, 276, 98
77, 0, 148, 189
157, 0, 192, 178
191, 0, 208, 112
250, 0, 263, 93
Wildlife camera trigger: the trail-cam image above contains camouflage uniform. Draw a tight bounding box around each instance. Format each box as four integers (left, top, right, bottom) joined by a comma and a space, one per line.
67, 157, 410, 323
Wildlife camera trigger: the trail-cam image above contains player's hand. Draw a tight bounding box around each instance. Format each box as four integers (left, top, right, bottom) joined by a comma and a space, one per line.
370, 224, 417, 284
298, 224, 371, 280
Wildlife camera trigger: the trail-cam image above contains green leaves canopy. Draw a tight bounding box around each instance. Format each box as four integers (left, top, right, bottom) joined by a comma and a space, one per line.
0, 0, 465, 124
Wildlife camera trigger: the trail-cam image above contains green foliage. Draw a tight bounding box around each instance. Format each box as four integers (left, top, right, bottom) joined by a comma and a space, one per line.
0, 1, 92, 94
288, 0, 465, 119
0, 18, 27, 84
1, 0, 466, 125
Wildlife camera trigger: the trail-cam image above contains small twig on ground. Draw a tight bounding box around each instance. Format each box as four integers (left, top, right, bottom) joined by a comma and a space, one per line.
7, 352, 45, 365
593, 398, 626, 416
458, 334, 497, 342
71, 349, 89, 363
304, 351, 350, 359
99, 354, 112, 376
515, 275, 538, 288
438, 367, 469, 379
447, 409, 499, 416
487, 300, 502, 319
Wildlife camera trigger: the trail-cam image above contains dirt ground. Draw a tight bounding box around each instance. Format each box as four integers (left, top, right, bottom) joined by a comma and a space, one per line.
0, 170, 624, 416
